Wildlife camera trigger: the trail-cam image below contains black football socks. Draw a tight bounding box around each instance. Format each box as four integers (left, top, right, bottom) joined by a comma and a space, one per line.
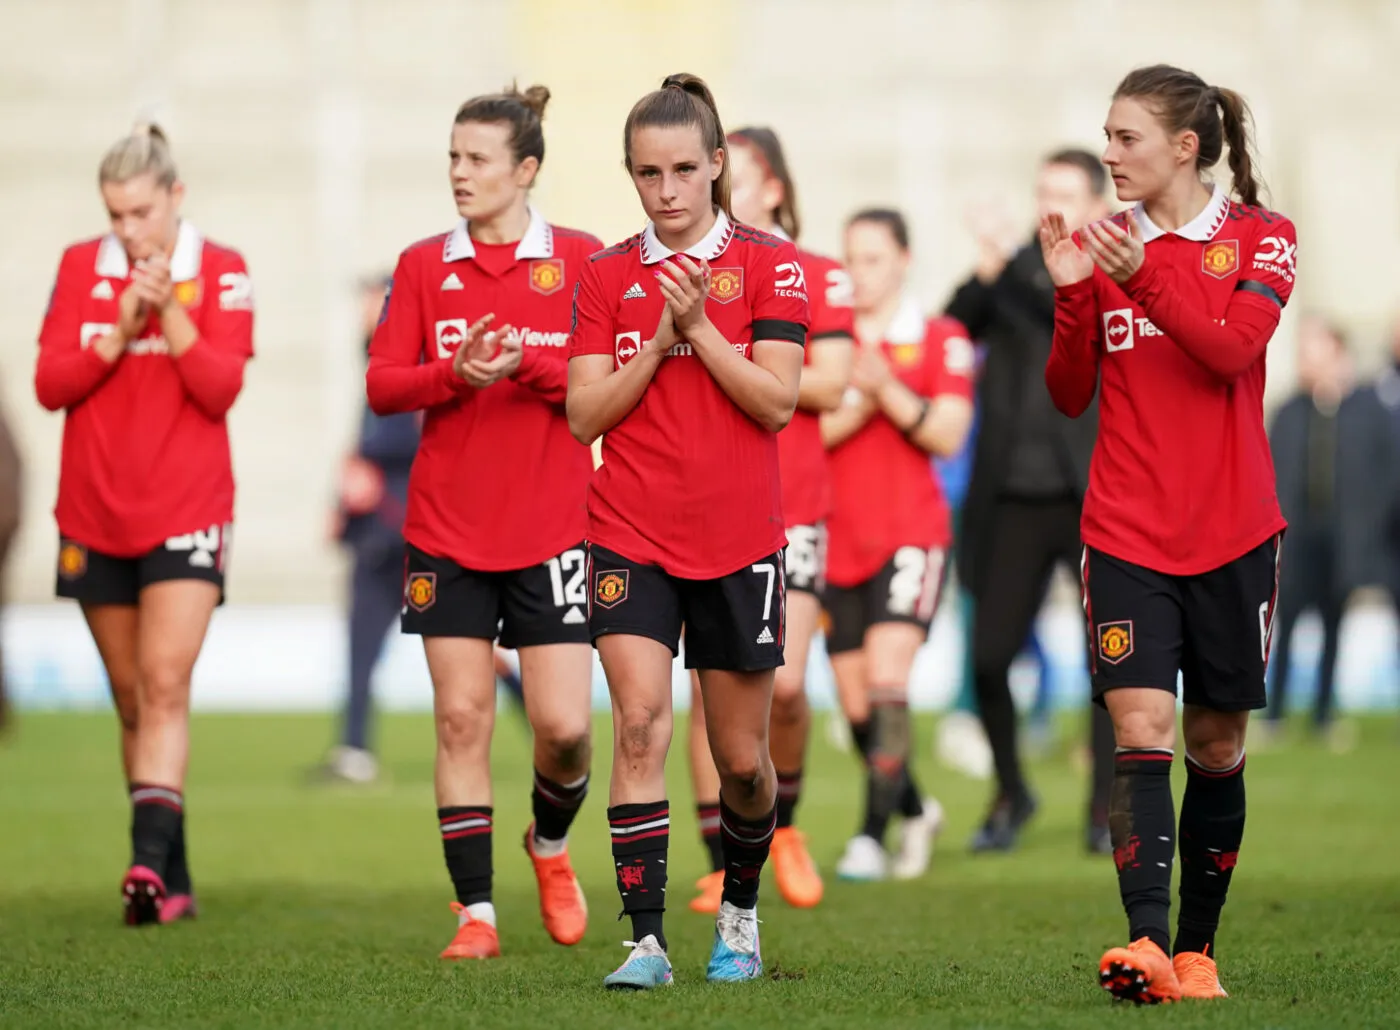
1175, 752, 1246, 957
609, 801, 669, 950
1109, 748, 1175, 953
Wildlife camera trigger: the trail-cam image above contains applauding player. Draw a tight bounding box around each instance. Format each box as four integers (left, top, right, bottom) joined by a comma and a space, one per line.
821, 210, 975, 882
1043, 64, 1297, 1004
685, 126, 852, 914
35, 124, 254, 924
367, 86, 601, 960
568, 74, 809, 988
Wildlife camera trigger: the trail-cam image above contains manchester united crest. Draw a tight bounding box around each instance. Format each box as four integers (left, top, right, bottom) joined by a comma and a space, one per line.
406, 572, 437, 612
57, 541, 87, 580
1201, 240, 1238, 279
530, 259, 565, 296
594, 570, 629, 609
1098, 620, 1134, 665
890, 343, 922, 367
707, 268, 744, 304
174, 279, 202, 308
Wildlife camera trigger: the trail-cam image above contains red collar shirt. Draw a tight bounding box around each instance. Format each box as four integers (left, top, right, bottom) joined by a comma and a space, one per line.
367, 208, 601, 571
1046, 186, 1297, 574
35, 220, 254, 555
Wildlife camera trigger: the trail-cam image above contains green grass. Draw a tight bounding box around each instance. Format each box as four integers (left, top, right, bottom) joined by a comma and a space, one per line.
1, 711, 1397, 1029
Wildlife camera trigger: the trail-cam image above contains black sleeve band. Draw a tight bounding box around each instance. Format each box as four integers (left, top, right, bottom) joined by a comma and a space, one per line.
1235, 279, 1283, 308
752, 319, 807, 346
811, 329, 852, 343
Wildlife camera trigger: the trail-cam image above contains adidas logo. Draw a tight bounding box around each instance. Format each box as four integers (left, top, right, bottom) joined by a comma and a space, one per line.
90, 280, 114, 301
756, 625, 774, 645
441, 273, 463, 291
622, 282, 647, 300
562, 606, 586, 625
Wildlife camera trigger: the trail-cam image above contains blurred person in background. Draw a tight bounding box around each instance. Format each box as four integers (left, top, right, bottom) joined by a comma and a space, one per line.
1370, 318, 1400, 725
1264, 316, 1394, 750
0, 396, 19, 734
684, 125, 853, 916
946, 149, 1115, 855
1045, 65, 1297, 1003
821, 209, 975, 882
34, 123, 255, 926
367, 85, 601, 961
313, 275, 418, 785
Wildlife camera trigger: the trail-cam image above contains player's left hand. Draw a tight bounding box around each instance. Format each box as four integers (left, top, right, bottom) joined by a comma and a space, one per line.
851, 347, 891, 392
460, 325, 522, 389
133, 252, 175, 311
656, 256, 710, 333
1082, 217, 1144, 284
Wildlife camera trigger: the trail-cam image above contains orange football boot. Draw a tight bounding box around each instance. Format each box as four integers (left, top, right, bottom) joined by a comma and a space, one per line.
1174, 947, 1229, 999
771, 827, 824, 908
440, 904, 501, 960
524, 825, 588, 946
1099, 937, 1182, 1004
689, 871, 724, 914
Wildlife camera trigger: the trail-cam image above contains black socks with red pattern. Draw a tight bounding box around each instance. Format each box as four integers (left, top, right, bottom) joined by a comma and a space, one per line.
129, 783, 182, 880
697, 801, 724, 873
719, 798, 776, 910
1175, 752, 1246, 957
609, 801, 669, 950
438, 805, 493, 906
1110, 748, 1175, 954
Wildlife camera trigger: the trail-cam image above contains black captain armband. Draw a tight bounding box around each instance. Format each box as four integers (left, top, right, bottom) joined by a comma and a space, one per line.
903, 398, 932, 438
1235, 279, 1283, 308
752, 319, 807, 346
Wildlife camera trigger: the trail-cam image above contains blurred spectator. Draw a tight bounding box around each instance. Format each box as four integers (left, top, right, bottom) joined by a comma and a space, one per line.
945, 149, 1114, 853
314, 276, 419, 784
0, 395, 19, 733
1266, 315, 1396, 748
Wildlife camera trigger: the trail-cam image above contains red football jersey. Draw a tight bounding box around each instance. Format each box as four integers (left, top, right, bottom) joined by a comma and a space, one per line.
35, 221, 254, 556
1046, 186, 1296, 575
777, 246, 854, 528
367, 209, 600, 571
826, 302, 975, 587
570, 213, 811, 579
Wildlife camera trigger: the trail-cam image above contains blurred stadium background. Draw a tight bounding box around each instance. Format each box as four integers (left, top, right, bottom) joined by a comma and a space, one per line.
3, 0, 1400, 716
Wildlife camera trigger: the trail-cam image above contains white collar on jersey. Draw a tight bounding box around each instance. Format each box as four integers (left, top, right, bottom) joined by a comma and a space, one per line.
884, 295, 927, 345
1131, 183, 1231, 243
640, 208, 736, 265
767, 225, 792, 243
94, 219, 203, 281
443, 205, 554, 263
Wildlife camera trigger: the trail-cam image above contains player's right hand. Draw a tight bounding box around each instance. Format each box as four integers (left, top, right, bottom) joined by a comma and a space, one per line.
1039, 213, 1094, 287
116, 282, 149, 342
644, 303, 679, 356
452, 313, 499, 381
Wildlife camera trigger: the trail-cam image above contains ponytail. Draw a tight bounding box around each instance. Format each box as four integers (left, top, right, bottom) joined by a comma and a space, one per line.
1213, 86, 1261, 208
99, 121, 177, 189
624, 72, 730, 214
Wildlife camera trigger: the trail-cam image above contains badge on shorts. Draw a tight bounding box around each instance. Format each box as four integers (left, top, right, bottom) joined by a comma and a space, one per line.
1098, 620, 1134, 665
58, 542, 87, 580
406, 572, 437, 612
529, 259, 565, 296
594, 569, 629, 609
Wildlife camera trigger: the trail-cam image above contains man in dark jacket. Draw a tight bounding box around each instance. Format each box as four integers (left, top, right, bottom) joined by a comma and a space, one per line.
316, 277, 421, 783
1266, 316, 1396, 744
946, 149, 1114, 853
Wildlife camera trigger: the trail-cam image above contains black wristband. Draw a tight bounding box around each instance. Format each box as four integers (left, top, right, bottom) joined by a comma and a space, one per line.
903, 398, 932, 438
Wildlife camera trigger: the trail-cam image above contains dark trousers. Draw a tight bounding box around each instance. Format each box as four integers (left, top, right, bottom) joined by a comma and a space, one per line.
971, 497, 1114, 822
342, 540, 405, 752
1268, 522, 1342, 727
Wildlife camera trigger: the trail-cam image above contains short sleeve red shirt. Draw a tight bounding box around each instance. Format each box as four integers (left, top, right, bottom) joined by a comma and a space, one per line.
36, 221, 254, 556
569, 213, 811, 579
777, 247, 854, 528
367, 209, 601, 571
826, 302, 975, 587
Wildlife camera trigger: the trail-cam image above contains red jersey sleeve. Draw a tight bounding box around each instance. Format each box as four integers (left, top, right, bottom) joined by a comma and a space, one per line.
1121, 217, 1296, 383
512, 344, 567, 405
567, 260, 614, 358
751, 241, 810, 345
809, 260, 855, 342
923, 317, 977, 401
35, 248, 115, 411
1045, 277, 1101, 418
172, 251, 254, 419
366, 249, 469, 414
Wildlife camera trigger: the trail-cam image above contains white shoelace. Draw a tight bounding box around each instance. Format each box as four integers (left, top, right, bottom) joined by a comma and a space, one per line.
716, 904, 760, 955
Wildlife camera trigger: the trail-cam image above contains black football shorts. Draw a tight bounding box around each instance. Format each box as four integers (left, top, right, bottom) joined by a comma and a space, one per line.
784, 523, 826, 596
1081, 534, 1282, 711
585, 542, 786, 672
822, 545, 947, 656
54, 526, 229, 606
401, 541, 592, 648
